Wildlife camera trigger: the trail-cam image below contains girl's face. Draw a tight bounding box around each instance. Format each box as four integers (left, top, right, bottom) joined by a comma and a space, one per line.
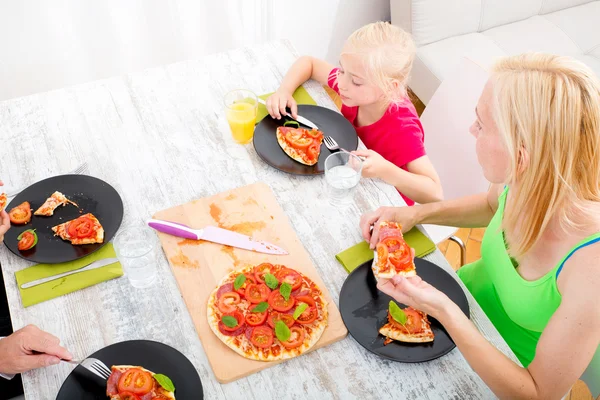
337, 52, 385, 107
469, 80, 511, 184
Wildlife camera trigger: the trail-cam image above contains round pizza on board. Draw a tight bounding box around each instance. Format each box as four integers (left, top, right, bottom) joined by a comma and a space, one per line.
207, 263, 328, 361
372, 221, 416, 281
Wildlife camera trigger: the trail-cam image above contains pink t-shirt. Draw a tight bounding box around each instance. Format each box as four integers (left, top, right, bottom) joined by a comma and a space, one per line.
328, 68, 426, 206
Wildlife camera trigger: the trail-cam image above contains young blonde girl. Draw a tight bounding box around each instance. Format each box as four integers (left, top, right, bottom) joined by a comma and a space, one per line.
266, 22, 442, 205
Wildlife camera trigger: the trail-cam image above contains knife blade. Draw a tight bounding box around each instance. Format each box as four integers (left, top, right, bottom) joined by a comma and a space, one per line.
20, 257, 120, 289
257, 97, 319, 130
147, 219, 288, 255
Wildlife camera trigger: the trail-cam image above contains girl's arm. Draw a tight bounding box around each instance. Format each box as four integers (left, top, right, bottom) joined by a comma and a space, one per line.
384, 155, 443, 204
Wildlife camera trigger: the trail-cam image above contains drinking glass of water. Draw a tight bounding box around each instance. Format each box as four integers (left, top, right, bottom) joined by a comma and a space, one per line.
324, 151, 363, 206
114, 226, 159, 289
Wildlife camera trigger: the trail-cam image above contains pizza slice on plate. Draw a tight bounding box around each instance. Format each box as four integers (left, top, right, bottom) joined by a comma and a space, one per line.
34, 191, 78, 216
379, 301, 434, 344
52, 213, 104, 245
106, 365, 176, 399
372, 221, 416, 280
0, 193, 7, 213
276, 126, 324, 166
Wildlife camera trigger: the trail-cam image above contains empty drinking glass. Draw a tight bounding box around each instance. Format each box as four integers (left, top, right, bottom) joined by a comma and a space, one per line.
324, 151, 363, 206
114, 226, 158, 288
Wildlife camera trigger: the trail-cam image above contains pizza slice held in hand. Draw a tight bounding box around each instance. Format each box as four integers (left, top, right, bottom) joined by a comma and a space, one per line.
372, 221, 416, 280
379, 301, 434, 344
0, 193, 7, 213
52, 213, 104, 245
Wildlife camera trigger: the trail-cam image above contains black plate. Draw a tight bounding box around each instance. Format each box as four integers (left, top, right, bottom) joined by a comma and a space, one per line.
253, 104, 358, 175
2, 174, 123, 264
339, 258, 470, 362
56, 340, 203, 399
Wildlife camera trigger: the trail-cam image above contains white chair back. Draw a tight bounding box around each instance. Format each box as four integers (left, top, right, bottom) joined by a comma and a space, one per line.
418, 57, 491, 243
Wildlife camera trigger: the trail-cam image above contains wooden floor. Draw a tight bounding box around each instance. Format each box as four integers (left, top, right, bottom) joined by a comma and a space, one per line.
325, 85, 595, 399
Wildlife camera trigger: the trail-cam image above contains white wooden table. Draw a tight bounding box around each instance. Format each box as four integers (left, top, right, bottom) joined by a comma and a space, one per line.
0, 40, 517, 399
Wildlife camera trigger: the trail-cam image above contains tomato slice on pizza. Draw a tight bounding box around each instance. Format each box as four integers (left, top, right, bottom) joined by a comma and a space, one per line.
52, 213, 104, 245
379, 301, 434, 344
276, 126, 324, 166
106, 365, 176, 399
372, 221, 416, 280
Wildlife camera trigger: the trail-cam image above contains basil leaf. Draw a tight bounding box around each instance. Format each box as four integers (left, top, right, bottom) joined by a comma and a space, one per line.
275, 320, 291, 342
280, 282, 292, 301
389, 301, 407, 325
283, 120, 299, 127
153, 373, 175, 392
221, 315, 238, 328
251, 302, 269, 313
293, 303, 308, 320
233, 274, 246, 291
264, 273, 279, 290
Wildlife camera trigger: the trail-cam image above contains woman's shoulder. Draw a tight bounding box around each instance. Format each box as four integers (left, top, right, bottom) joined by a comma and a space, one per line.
557, 228, 600, 295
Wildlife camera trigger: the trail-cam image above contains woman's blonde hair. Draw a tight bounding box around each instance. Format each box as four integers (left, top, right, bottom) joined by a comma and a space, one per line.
342, 21, 415, 104
492, 53, 600, 258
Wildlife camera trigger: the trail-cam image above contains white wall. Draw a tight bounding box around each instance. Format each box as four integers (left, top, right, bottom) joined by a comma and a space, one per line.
0, 0, 390, 102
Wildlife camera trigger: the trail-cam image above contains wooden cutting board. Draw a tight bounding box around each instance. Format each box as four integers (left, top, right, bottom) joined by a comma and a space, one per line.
153, 182, 348, 383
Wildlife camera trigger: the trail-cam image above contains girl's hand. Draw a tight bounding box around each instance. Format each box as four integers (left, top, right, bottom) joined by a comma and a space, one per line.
352, 149, 393, 180
265, 90, 298, 120
377, 275, 453, 319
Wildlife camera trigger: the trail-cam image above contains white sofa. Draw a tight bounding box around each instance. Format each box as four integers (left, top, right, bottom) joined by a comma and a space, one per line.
391, 0, 600, 104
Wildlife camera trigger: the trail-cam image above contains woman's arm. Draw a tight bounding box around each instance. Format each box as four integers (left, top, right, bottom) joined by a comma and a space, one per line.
360, 184, 502, 247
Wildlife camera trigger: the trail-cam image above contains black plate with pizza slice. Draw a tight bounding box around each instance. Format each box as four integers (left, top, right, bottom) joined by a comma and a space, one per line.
253, 104, 358, 175
2, 174, 123, 264
339, 258, 470, 363
56, 340, 203, 399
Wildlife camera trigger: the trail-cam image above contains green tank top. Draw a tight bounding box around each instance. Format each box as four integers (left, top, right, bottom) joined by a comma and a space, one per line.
457, 187, 600, 395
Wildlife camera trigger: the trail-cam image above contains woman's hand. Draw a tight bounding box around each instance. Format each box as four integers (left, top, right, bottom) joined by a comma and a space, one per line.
377, 275, 453, 319
359, 206, 419, 249
265, 89, 298, 120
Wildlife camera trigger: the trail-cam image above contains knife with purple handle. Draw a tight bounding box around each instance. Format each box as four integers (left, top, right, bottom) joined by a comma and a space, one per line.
147, 219, 288, 255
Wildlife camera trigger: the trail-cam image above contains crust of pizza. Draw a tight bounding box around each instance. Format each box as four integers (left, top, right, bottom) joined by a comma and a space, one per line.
0, 193, 6, 213
379, 311, 434, 344
52, 213, 104, 245
276, 127, 322, 166
207, 265, 328, 361
34, 191, 78, 216
109, 365, 175, 400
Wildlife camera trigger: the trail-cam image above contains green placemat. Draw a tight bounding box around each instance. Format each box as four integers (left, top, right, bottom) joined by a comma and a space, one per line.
256, 86, 317, 123
15, 243, 123, 307
335, 228, 437, 274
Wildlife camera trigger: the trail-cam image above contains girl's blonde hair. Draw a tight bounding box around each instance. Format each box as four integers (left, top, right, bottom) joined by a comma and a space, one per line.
342, 21, 415, 104
492, 53, 600, 258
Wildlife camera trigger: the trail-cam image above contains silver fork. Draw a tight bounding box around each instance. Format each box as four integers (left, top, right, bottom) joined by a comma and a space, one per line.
64, 357, 111, 380
323, 136, 341, 152
5, 162, 88, 198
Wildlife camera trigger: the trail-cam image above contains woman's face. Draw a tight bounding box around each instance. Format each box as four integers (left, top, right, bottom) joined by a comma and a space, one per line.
469, 80, 512, 184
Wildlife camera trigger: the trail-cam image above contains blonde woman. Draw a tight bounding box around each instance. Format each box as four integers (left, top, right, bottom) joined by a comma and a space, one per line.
266, 22, 442, 205
360, 53, 600, 399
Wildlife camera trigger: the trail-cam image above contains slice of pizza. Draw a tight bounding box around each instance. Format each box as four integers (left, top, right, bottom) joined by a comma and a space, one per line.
379, 302, 434, 344
52, 213, 104, 245
34, 191, 78, 216
372, 221, 416, 280
106, 365, 176, 399
276, 126, 324, 166
0, 193, 7, 213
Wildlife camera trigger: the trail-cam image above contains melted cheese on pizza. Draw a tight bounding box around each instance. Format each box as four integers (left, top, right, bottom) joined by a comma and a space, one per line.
34, 191, 78, 216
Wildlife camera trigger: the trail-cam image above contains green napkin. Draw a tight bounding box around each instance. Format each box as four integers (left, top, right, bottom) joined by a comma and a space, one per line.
256, 86, 317, 123
15, 243, 123, 307
335, 228, 437, 273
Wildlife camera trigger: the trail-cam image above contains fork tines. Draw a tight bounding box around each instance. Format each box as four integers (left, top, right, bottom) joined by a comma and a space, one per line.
82, 358, 111, 380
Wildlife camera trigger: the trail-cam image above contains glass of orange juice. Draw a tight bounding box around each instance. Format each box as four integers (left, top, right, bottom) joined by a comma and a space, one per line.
224, 89, 258, 144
